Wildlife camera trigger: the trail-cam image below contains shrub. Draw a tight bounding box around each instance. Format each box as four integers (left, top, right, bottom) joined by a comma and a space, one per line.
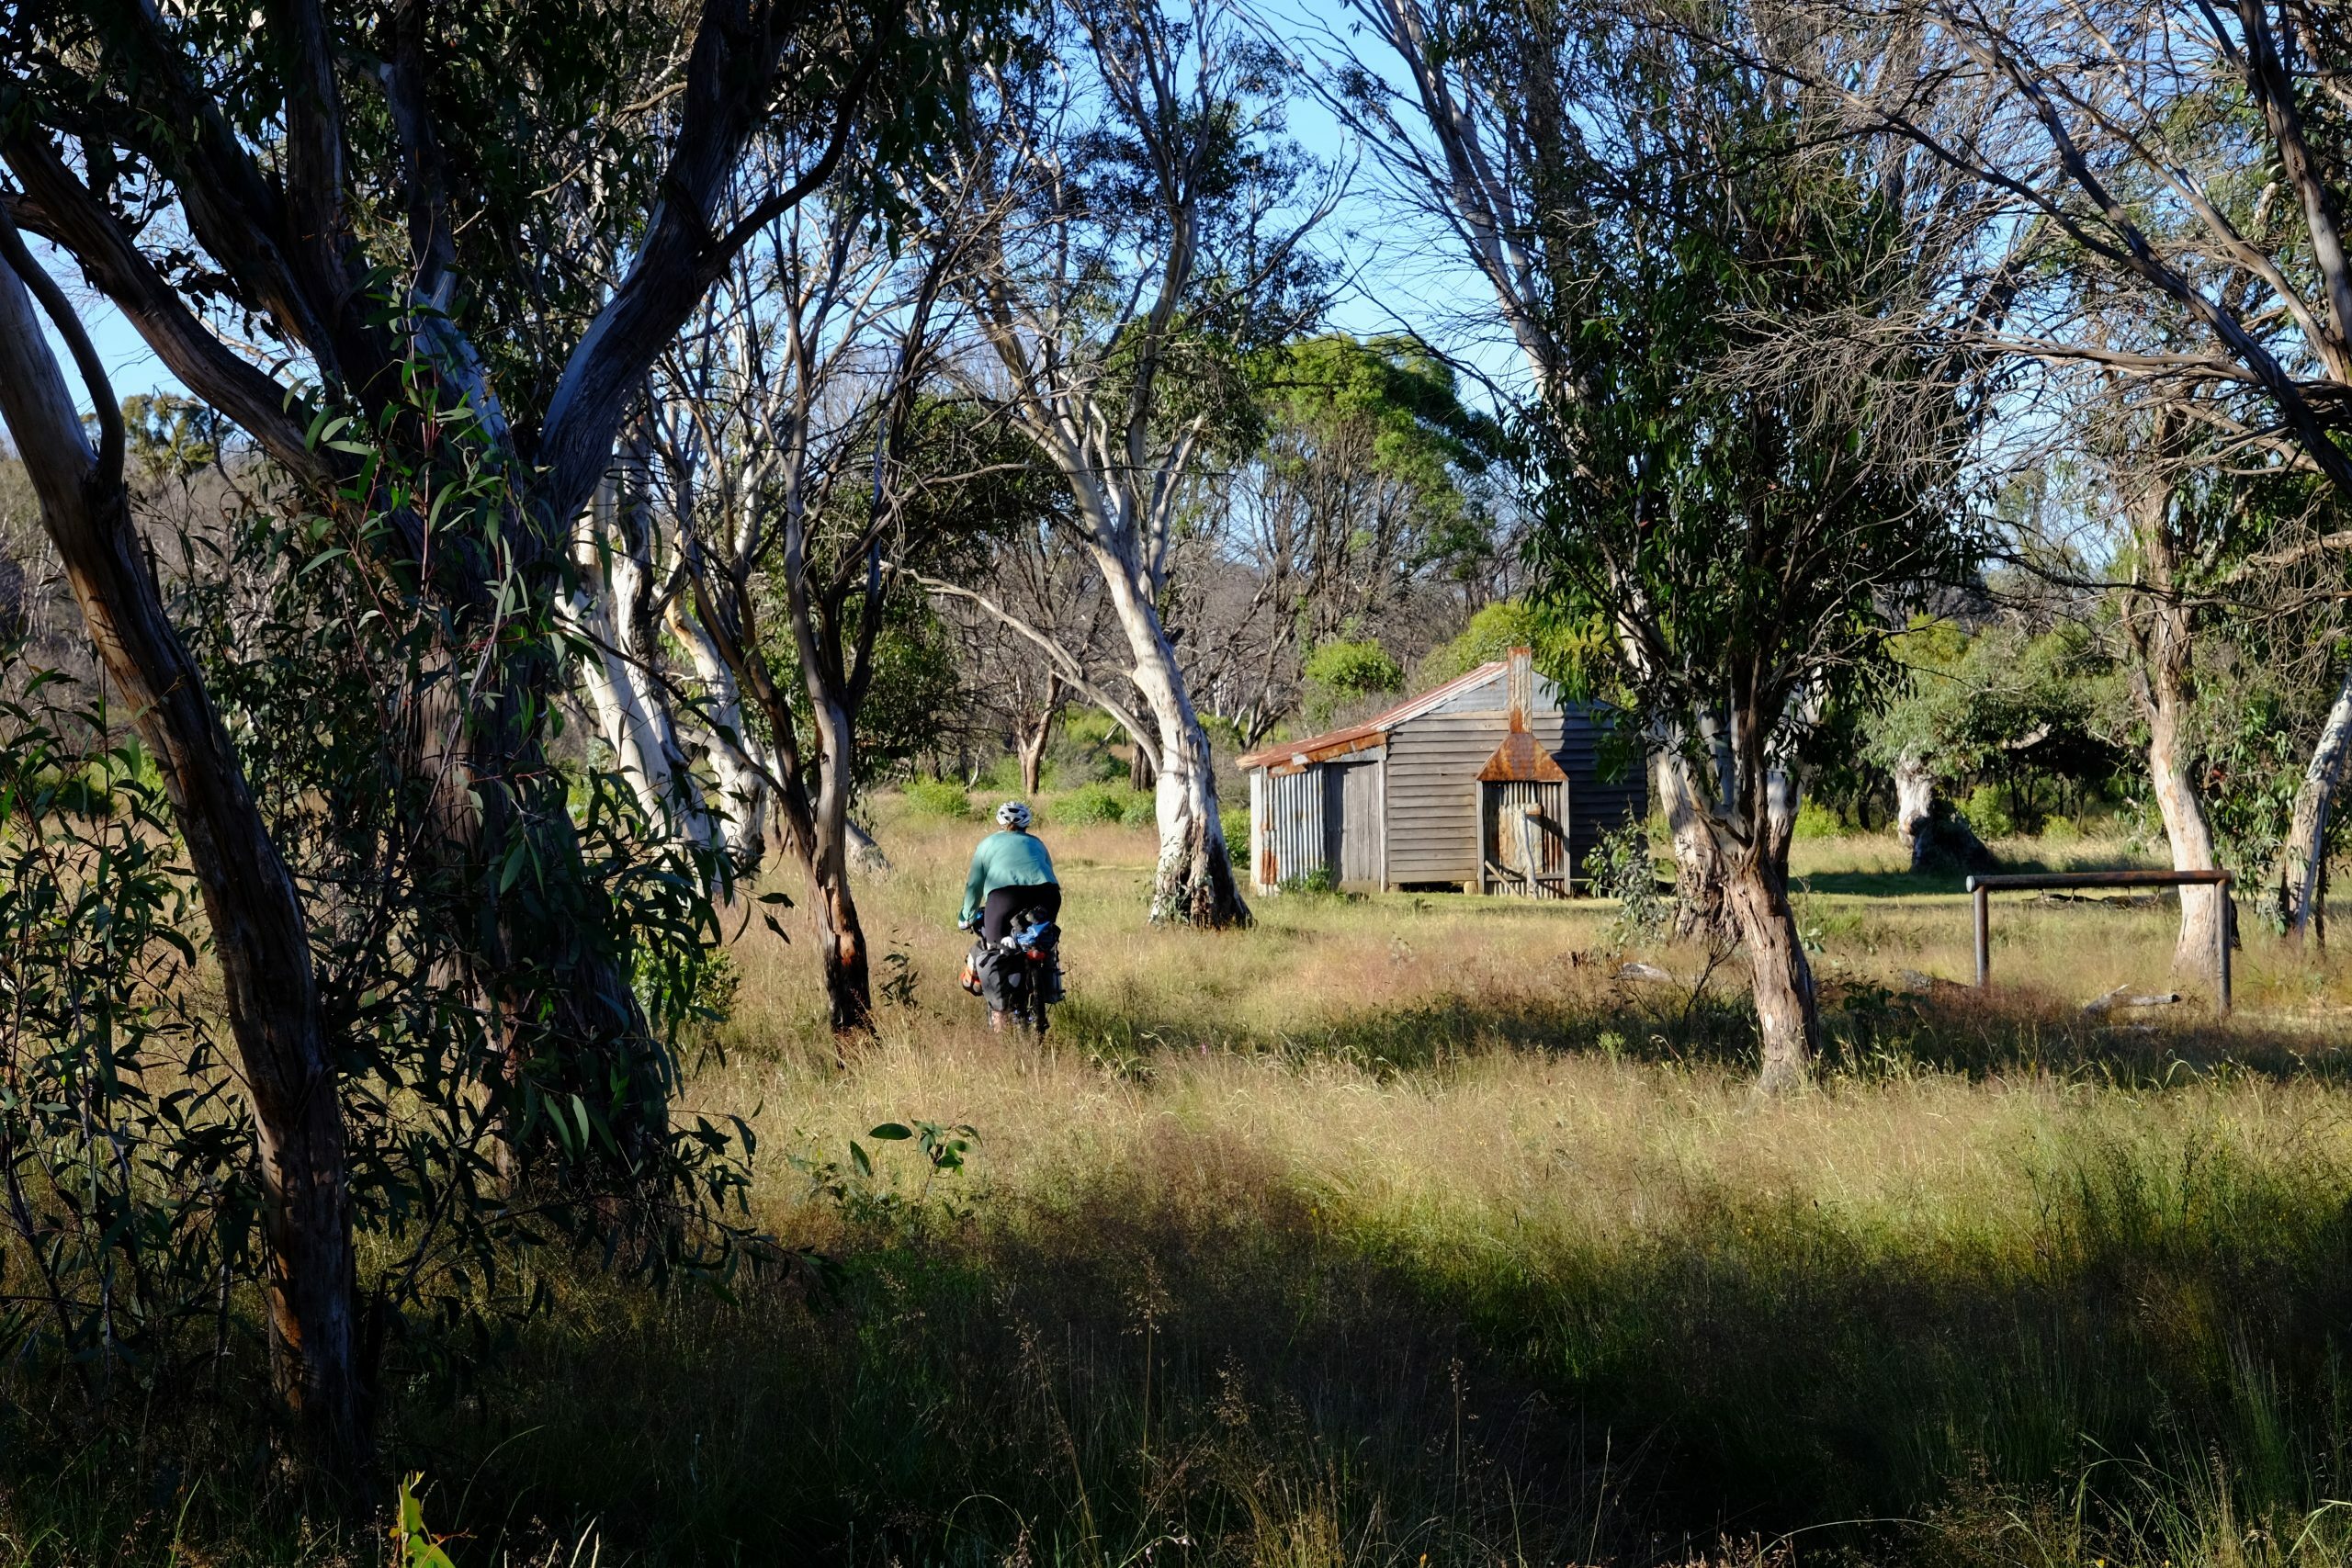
1279, 863, 1339, 897
1302, 638, 1404, 698
1589, 818, 1669, 945
903, 777, 973, 819
1221, 805, 1250, 868
1792, 798, 1843, 840
1962, 783, 2016, 840
1052, 783, 1141, 826
1301, 637, 1404, 729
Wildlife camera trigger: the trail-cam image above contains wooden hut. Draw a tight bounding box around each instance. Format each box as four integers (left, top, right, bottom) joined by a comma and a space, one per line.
1237, 648, 1645, 896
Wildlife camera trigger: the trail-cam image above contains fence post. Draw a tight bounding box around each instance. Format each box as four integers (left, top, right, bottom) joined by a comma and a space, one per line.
1972, 880, 1989, 989
2218, 876, 2233, 1015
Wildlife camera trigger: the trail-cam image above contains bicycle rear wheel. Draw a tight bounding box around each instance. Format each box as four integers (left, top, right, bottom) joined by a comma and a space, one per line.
1016, 961, 1047, 1033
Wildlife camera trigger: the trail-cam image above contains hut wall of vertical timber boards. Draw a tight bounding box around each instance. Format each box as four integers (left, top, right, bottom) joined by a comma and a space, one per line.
1238, 648, 1646, 895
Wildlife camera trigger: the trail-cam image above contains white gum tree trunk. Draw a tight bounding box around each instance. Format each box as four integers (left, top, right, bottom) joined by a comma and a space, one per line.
1654, 750, 1727, 936
2140, 626, 2226, 977
957, 360, 1247, 926
1095, 545, 1248, 925
2119, 445, 2227, 975
2278, 659, 2352, 946
1625, 623, 1732, 936
668, 601, 771, 868
1766, 758, 1802, 862
568, 471, 717, 850
1894, 749, 1937, 859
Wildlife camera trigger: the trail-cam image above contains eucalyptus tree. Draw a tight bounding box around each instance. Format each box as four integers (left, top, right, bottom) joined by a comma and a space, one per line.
1741, 0, 2352, 944
2, 0, 989, 1148
1509, 4, 1979, 1090
648, 175, 967, 1032
0, 208, 362, 1476
935, 0, 1333, 926
2093, 400, 2235, 971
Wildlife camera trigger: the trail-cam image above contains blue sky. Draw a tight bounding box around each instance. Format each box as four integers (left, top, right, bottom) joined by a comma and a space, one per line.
34, 14, 1506, 422
28, 229, 186, 414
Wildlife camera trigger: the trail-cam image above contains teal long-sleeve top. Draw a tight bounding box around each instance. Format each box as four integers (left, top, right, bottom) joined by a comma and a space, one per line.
960, 830, 1058, 923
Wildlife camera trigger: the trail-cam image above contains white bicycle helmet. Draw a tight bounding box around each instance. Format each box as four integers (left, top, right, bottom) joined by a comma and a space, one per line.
996, 800, 1033, 829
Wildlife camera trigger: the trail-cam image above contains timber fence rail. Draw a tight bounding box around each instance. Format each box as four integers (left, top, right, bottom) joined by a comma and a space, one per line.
1962, 869, 2234, 1014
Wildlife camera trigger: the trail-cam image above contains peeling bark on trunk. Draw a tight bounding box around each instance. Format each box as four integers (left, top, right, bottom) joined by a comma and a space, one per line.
1724, 846, 1819, 1095
1653, 751, 1726, 937
1104, 564, 1247, 927
1018, 724, 1050, 795
1148, 720, 1242, 927
2143, 647, 2226, 978
1892, 750, 1995, 874
1894, 750, 1937, 856
2278, 658, 2352, 946
569, 472, 716, 848
1766, 761, 1801, 861
0, 238, 362, 1473
667, 604, 770, 870
1658, 677, 1820, 1091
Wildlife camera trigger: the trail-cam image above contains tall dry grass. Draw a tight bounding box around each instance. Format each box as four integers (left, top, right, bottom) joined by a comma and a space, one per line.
18, 802, 2352, 1565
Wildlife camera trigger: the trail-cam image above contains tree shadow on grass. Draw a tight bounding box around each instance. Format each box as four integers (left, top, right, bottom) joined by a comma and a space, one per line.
412, 1155, 1634, 1566
39, 1035, 2352, 1567
1055, 974, 2352, 1090
399, 1109, 2352, 1567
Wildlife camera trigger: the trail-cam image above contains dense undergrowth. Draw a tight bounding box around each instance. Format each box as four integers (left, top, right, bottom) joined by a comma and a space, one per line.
8, 807, 2352, 1564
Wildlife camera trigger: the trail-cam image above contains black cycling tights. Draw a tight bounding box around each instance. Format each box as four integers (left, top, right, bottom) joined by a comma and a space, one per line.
981, 884, 1062, 944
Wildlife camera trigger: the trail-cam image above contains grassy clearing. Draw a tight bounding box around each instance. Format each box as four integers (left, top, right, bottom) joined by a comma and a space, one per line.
16, 804, 2352, 1565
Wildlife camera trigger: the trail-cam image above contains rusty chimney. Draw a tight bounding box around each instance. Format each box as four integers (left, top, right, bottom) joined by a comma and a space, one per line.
1478, 646, 1566, 784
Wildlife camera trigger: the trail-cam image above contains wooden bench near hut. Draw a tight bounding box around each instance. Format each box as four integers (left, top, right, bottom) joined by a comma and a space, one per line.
1238, 648, 1645, 897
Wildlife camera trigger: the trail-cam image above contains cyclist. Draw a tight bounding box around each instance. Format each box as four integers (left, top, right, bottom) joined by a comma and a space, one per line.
959, 800, 1062, 944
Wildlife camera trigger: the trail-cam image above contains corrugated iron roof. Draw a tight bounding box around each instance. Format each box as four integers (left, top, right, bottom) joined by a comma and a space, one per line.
1236, 659, 1518, 772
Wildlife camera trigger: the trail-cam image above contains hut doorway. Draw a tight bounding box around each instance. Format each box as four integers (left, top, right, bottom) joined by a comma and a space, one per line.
1480, 780, 1568, 897
1324, 759, 1383, 890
